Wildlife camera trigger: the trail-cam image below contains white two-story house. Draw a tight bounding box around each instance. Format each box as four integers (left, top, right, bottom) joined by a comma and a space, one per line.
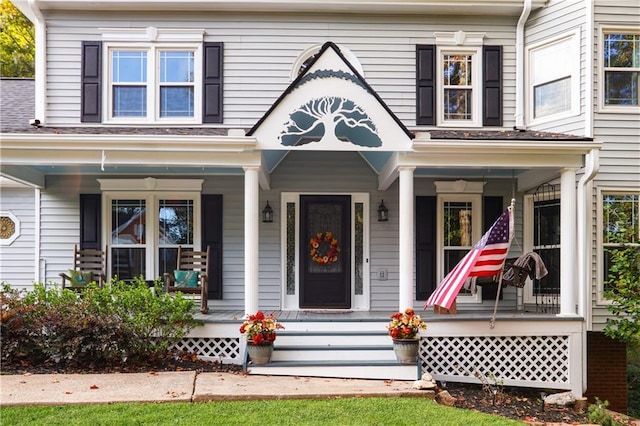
1, 0, 638, 411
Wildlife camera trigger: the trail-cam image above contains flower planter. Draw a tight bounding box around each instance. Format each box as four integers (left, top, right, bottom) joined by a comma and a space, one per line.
392, 339, 419, 364
246, 341, 274, 364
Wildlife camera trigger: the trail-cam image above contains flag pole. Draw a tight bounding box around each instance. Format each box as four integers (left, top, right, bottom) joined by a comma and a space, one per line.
489, 198, 516, 329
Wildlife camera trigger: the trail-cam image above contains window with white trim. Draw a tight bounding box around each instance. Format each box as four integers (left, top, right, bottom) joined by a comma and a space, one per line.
601, 28, 640, 109
100, 179, 202, 281
527, 31, 579, 123
435, 181, 484, 304
107, 44, 200, 122
437, 46, 482, 126
600, 192, 639, 298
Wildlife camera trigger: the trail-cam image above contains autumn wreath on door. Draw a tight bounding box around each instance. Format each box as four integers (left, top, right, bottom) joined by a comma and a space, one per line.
309, 231, 340, 265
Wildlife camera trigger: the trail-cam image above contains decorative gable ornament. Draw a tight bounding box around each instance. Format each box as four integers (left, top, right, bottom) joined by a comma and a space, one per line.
249, 42, 413, 151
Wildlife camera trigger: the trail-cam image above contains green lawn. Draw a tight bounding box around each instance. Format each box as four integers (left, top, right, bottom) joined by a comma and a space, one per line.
1, 397, 524, 425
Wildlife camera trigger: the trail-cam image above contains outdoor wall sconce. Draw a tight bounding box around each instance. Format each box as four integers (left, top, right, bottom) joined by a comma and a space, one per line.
262, 201, 274, 223
377, 200, 389, 222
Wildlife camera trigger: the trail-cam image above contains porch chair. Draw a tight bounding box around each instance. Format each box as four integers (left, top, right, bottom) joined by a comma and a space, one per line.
59, 245, 107, 291
164, 246, 209, 314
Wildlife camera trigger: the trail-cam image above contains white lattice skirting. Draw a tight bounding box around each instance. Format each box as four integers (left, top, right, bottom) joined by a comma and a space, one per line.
172, 337, 241, 361
420, 335, 570, 389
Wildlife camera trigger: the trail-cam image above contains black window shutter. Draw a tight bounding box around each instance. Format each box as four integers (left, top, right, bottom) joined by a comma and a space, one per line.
416, 45, 436, 126
483, 45, 502, 127
203, 42, 223, 123
202, 194, 223, 299
416, 196, 437, 300
81, 41, 102, 123
80, 194, 101, 250
481, 196, 504, 301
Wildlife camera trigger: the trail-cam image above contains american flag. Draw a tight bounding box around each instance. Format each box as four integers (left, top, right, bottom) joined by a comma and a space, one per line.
425, 206, 513, 310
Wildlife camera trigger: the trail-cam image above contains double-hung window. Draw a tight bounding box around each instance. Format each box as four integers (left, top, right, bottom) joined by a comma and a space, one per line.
100, 179, 203, 282
108, 45, 199, 122
600, 192, 639, 299
435, 181, 484, 304
527, 30, 579, 123
601, 28, 640, 109
438, 47, 481, 126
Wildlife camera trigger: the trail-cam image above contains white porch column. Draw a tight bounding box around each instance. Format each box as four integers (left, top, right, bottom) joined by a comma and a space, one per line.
398, 166, 415, 312
559, 168, 578, 317
244, 166, 260, 315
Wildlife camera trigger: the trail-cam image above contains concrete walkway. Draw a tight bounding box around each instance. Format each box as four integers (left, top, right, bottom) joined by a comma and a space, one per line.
0, 372, 428, 406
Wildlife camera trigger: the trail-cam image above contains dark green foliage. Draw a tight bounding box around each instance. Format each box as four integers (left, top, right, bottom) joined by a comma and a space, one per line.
587, 398, 622, 426
1, 277, 202, 369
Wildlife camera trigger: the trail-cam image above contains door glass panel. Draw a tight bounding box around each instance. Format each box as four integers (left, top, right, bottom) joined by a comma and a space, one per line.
307, 203, 342, 274
354, 202, 363, 295
286, 202, 296, 295
533, 199, 560, 295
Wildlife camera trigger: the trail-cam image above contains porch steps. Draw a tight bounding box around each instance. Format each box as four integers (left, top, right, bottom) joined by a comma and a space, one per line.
246, 324, 420, 381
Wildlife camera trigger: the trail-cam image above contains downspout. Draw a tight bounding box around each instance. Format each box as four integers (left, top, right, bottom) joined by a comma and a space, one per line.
579, 0, 596, 396
26, 0, 46, 124
577, 149, 599, 396
514, 0, 532, 130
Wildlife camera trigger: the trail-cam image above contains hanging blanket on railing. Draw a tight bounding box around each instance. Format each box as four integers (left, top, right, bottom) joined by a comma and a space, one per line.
504, 251, 548, 282
468, 251, 548, 291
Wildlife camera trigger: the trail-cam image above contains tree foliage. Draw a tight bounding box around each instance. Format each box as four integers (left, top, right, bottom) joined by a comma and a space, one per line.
603, 195, 640, 345
0, 0, 34, 77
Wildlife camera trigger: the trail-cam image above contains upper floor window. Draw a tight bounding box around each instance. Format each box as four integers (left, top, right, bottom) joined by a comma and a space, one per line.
107, 45, 200, 122
600, 28, 640, 110
527, 30, 579, 123
417, 32, 502, 127
439, 48, 481, 125
80, 28, 223, 124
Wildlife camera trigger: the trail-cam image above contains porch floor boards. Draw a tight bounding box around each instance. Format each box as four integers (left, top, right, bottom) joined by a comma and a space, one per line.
193, 309, 573, 323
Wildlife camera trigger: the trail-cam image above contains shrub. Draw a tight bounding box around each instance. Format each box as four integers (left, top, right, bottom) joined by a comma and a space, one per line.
1, 278, 202, 369
587, 398, 622, 426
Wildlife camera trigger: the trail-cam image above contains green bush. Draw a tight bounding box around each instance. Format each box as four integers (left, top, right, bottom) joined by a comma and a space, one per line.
587, 398, 622, 426
1, 278, 202, 369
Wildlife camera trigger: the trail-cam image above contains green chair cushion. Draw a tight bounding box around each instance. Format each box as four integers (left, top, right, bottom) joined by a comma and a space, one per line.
174, 270, 199, 287
68, 270, 93, 286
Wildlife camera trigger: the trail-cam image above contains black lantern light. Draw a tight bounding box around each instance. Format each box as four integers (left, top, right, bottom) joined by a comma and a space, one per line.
377, 200, 389, 222
262, 201, 274, 223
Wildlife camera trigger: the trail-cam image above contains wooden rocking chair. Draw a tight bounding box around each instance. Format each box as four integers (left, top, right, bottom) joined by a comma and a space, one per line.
59, 245, 107, 291
164, 246, 209, 314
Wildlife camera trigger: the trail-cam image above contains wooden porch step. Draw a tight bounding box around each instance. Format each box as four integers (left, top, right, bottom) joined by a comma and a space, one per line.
247, 360, 420, 381
272, 345, 395, 362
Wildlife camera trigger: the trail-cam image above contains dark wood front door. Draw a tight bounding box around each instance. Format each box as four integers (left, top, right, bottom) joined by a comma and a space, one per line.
300, 195, 351, 309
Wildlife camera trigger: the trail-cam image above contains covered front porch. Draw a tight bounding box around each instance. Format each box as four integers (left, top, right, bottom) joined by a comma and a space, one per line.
178, 309, 584, 396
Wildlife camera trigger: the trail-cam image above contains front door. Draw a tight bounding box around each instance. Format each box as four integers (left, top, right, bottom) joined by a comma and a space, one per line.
299, 195, 351, 309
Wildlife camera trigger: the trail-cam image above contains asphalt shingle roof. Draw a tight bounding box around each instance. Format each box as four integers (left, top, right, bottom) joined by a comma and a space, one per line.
0, 78, 35, 131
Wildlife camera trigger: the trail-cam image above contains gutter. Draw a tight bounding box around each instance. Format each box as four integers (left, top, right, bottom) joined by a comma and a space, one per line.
514, 0, 532, 129
25, 0, 46, 125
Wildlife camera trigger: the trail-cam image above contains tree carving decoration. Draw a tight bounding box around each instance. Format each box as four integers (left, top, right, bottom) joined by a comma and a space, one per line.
279, 97, 382, 148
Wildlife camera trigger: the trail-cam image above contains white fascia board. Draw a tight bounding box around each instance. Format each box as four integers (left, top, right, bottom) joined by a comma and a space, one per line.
33, 1, 546, 16
0, 133, 258, 153
412, 138, 602, 156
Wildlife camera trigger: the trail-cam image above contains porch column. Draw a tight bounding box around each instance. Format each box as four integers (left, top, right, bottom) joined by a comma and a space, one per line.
244, 166, 260, 315
559, 168, 578, 317
398, 166, 415, 311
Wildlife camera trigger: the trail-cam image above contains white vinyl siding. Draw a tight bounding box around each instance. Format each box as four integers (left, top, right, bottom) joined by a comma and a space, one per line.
591, 0, 640, 330
525, 0, 586, 135
0, 189, 36, 287
42, 12, 517, 128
